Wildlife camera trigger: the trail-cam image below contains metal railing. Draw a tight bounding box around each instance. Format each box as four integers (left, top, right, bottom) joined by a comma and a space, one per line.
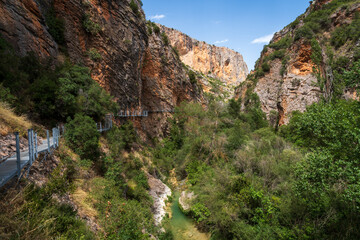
0, 114, 118, 188
116, 109, 175, 118
0, 127, 60, 188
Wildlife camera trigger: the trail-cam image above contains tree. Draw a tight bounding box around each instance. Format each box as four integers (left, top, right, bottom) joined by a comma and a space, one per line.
65, 114, 100, 161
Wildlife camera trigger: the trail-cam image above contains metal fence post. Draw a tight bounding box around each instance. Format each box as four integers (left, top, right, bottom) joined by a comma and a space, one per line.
52, 128, 55, 148
57, 128, 59, 147
54, 128, 57, 148
47, 130, 50, 153
28, 129, 32, 165
34, 131, 38, 159
15, 132, 21, 176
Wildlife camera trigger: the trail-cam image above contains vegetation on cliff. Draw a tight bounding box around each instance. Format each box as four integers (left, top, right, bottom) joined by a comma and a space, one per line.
0, 0, 359, 239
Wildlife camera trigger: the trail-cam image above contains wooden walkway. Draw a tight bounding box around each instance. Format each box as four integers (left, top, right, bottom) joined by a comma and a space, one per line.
0, 136, 54, 188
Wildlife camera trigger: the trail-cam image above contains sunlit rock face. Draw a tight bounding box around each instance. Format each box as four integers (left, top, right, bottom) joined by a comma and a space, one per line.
236, 0, 360, 125
159, 24, 249, 95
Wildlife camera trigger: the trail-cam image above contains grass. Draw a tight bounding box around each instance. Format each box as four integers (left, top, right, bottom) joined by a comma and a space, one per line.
0, 101, 32, 136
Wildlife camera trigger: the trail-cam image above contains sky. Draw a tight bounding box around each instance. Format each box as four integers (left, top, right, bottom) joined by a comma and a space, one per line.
142, 0, 310, 71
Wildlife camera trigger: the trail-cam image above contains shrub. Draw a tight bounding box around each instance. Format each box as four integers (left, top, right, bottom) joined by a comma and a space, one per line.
294, 25, 314, 41
82, 14, 101, 34
87, 48, 102, 61
147, 21, 153, 35
106, 122, 137, 152
310, 38, 322, 66
45, 8, 65, 44
188, 70, 197, 84
331, 13, 360, 49
331, 26, 348, 48
172, 47, 180, 58
255, 68, 265, 78
344, 60, 360, 88
268, 35, 292, 50
270, 50, 286, 60
161, 32, 169, 46
153, 23, 160, 34
65, 114, 100, 161
130, 0, 139, 15
262, 62, 270, 72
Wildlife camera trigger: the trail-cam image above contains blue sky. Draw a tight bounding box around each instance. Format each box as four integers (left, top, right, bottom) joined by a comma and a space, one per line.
142, 0, 310, 70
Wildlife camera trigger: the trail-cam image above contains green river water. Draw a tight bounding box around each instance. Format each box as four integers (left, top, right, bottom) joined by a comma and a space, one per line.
169, 192, 210, 240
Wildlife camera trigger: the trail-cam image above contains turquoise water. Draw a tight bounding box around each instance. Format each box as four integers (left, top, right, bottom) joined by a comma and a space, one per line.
170, 192, 209, 240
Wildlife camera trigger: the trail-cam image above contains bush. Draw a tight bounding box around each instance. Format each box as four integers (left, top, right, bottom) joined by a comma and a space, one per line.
153, 23, 160, 34
268, 35, 292, 50
331, 13, 360, 48
344, 60, 360, 88
106, 122, 137, 152
188, 70, 197, 84
294, 25, 314, 41
310, 38, 322, 66
130, 0, 139, 15
56, 64, 117, 120
65, 114, 100, 161
45, 8, 65, 45
87, 48, 102, 61
161, 32, 169, 46
262, 62, 270, 72
82, 13, 101, 34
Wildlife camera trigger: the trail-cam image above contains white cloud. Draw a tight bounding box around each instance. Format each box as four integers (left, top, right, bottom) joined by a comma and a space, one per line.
251, 33, 275, 44
214, 39, 229, 44
150, 14, 165, 20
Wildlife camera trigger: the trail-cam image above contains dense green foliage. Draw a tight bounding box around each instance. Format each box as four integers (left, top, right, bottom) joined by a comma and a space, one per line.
293, 0, 358, 42
65, 114, 100, 162
343, 59, 360, 88
97, 124, 157, 239
280, 100, 360, 239
45, 8, 65, 45
0, 36, 117, 124
331, 13, 360, 49
150, 96, 360, 239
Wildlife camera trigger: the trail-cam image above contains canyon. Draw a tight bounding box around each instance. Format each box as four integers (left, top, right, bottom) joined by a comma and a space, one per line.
0, 0, 249, 139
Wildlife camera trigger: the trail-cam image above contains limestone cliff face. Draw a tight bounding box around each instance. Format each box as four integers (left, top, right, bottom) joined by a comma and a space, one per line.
0, 0, 205, 138
138, 30, 204, 138
0, 0, 58, 58
159, 25, 248, 95
236, 0, 360, 125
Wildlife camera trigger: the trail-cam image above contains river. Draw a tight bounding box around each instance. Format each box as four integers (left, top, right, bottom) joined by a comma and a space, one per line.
169, 191, 210, 240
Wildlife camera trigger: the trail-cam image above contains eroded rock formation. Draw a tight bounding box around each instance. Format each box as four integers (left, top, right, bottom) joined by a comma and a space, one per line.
159, 25, 248, 94
236, 0, 360, 125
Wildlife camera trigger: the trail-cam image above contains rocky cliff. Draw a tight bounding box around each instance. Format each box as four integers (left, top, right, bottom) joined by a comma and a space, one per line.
0, 0, 204, 138
236, 0, 360, 125
159, 25, 248, 97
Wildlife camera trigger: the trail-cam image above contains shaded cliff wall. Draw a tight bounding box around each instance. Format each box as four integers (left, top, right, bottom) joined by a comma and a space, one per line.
0, 0, 205, 138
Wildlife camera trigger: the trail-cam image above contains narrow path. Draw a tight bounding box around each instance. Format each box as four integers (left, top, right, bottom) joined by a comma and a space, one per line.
0, 137, 54, 187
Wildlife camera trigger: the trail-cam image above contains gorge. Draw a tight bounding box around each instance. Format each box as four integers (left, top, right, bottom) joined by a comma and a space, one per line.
0, 0, 360, 239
